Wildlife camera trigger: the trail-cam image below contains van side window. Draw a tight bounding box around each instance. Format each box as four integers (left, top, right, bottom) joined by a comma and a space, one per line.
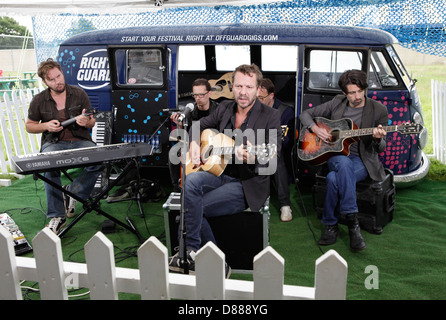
261, 45, 298, 72
215, 45, 250, 71
116, 48, 164, 86
178, 46, 206, 71
369, 50, 399, 88
307, 49, 364, 90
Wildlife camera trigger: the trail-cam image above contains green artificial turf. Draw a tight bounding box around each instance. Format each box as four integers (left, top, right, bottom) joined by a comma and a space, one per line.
1, 167, 445, 300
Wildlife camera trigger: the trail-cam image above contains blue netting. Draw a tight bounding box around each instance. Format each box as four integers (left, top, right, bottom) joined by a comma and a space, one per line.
31, 0, 446, 62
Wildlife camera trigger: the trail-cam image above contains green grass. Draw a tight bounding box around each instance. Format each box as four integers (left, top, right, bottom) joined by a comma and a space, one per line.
3, 167, 446, 300
403, 63, 446, 180
427, 158, 446, 181
405, 64, 446, 155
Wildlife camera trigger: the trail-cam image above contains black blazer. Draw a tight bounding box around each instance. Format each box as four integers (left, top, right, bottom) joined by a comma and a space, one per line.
190, 99, 282, 212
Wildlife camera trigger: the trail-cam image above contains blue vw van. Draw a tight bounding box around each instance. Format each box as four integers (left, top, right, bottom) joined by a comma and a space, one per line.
57, 23, 429, 186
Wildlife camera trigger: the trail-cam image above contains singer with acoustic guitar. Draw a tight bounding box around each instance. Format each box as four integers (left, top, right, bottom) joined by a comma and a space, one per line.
168, 64, 281, 277
299, 69, 388, 251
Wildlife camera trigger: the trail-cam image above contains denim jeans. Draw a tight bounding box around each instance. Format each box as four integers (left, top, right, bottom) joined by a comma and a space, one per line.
322, 154, 369, 226
40, 140, 103, 218
180, 171, 247, 251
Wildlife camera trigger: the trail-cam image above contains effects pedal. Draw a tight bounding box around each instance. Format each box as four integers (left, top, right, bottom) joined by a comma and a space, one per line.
0, 213, 33, 255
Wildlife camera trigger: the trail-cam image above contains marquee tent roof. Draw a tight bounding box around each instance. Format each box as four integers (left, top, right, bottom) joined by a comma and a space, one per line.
1, 0, 275, 15
2, 0, 446, 57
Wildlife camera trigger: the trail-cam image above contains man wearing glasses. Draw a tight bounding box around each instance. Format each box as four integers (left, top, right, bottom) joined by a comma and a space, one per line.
169, 78, 219, 191
170, 78, 219, 128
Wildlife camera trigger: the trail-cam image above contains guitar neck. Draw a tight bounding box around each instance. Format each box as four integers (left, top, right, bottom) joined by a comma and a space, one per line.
340, 125, 398, 139
212, 145, 256, 156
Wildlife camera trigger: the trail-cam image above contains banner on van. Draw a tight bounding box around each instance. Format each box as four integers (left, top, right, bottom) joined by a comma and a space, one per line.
59, 47, 110, 91
77, 49, 110, 90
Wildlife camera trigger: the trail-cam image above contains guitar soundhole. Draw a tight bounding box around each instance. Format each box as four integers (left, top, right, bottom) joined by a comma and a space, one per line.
203, 146, 213, 160
214, 80, 227, 92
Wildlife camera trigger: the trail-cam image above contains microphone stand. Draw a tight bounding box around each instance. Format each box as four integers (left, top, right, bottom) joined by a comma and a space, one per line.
107, 116, 170, 218
178, 116, 189, 274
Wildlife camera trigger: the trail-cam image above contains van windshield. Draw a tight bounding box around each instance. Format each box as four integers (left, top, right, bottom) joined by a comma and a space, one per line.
369, 50, 399, 88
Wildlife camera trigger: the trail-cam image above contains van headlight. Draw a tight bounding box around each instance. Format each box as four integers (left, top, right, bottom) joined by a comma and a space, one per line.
413, 111, 428, 149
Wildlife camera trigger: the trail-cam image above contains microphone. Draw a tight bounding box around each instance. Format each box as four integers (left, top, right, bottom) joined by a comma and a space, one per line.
160, 106, 185, 113
177, 103, 195, 123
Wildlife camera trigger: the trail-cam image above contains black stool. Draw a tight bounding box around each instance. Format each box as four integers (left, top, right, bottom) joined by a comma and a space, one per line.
163, 193, 270, 272
313, 168, 395, 234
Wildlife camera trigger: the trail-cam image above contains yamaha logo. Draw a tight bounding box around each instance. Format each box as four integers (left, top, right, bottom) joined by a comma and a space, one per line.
27, 161, 51, 169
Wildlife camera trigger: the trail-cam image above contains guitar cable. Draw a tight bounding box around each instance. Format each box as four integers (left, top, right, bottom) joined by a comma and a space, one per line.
290, 142, 325, 255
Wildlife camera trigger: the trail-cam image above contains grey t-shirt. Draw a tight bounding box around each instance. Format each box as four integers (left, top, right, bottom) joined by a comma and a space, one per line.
342, 105, 364, 155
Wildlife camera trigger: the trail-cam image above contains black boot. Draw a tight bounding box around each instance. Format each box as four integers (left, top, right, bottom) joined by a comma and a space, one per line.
318, 224, 339, 245
346, 214, 366, 251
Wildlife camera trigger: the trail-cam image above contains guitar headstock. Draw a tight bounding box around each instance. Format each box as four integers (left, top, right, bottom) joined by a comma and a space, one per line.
397, 123, 424, 135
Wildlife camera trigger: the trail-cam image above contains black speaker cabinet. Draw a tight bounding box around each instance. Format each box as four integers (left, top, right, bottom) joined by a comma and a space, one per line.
163, 192, 270, 272
313, 169, 395, 234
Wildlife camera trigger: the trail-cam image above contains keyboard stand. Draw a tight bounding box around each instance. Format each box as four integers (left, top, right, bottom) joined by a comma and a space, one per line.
33, 157, 145, 243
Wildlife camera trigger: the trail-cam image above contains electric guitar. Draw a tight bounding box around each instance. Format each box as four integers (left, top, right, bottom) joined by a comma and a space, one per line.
185, 129, 277, 177
298, 117, 423, 165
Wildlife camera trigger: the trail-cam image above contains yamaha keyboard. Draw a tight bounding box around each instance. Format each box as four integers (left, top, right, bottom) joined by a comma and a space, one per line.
12, 142, 153, 175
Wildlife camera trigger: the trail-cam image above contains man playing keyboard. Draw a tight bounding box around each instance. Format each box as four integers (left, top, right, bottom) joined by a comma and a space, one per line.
25, 58, 102, 234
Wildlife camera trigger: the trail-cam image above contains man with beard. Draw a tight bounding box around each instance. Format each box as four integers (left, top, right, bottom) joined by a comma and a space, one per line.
168, 64, 281, 277
25, 58, 102, 235
299, 69, 388, 251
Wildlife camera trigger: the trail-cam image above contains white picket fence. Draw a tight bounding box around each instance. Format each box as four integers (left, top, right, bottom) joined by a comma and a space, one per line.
0, 227, 348, 300
0, 89, 42, 184
431, 80, 446, 164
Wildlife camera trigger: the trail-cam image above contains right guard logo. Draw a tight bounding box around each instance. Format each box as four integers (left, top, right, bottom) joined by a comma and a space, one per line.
76, 49, 110, 90
59, 48, 110, 91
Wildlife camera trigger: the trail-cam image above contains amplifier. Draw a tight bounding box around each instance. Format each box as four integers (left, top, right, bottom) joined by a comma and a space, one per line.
163, 192, 270, 273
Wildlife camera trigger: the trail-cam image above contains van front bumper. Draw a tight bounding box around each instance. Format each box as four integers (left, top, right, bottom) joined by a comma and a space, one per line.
394, 152, 430, 188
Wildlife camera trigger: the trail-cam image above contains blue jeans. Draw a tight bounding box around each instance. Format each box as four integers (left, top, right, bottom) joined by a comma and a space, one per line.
40, 140, 103, 218
322, 154, 369, 226
181, 171, 247, 251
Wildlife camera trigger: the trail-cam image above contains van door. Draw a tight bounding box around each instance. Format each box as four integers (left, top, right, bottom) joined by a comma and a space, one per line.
301, 46, 369, 115
298, 46, 369, 175
108, 46, 169, 166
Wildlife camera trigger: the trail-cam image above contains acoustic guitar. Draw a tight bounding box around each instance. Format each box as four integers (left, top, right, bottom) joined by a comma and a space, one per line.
185, 129, 277, 177
179, 73, 234, 101
297, 117, 423, 165
208, 72, 234, 100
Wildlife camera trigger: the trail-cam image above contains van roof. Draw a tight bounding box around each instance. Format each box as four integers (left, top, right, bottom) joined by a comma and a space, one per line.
61, 23, 398, 46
